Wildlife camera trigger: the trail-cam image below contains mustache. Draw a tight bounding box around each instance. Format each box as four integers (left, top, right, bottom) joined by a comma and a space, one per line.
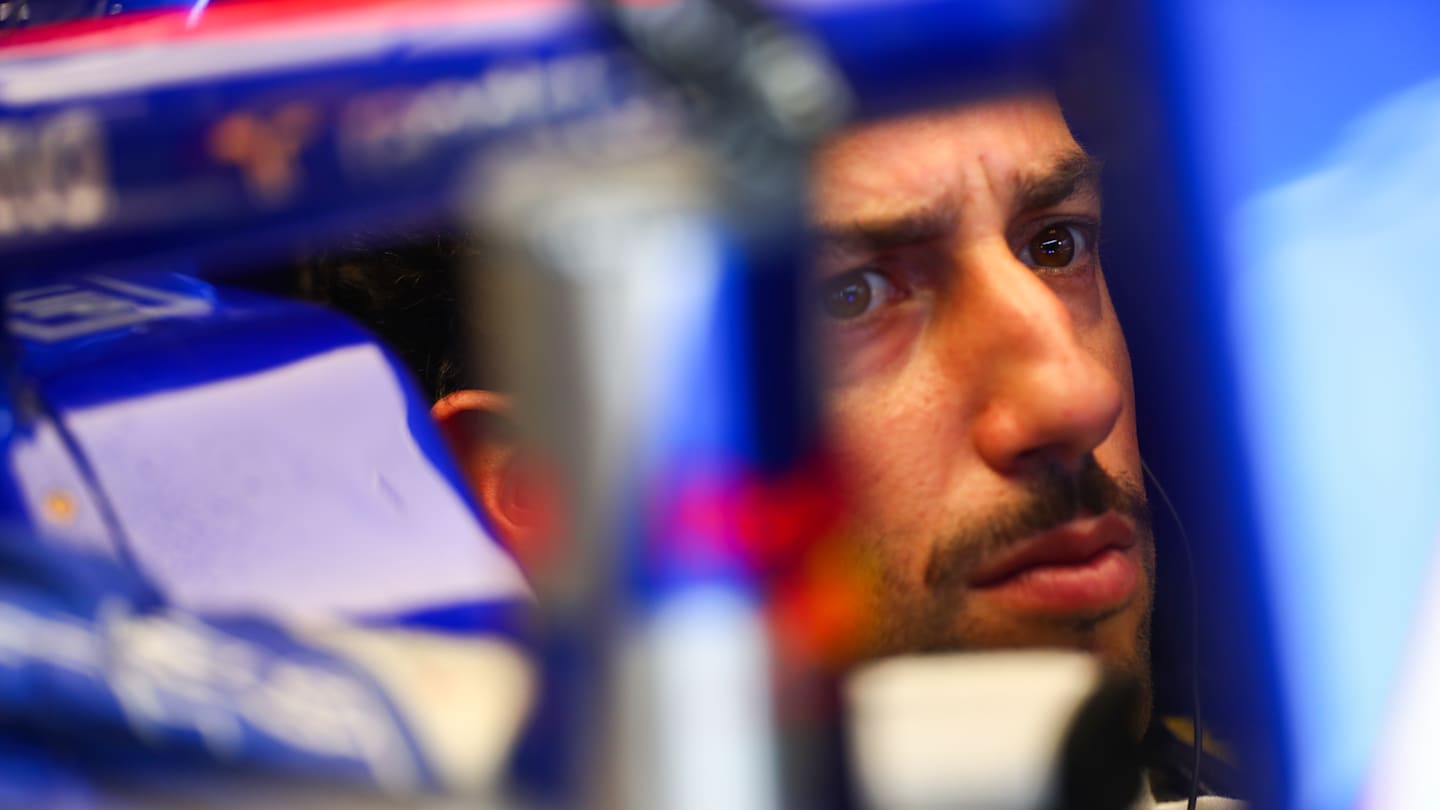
923, 455, 1151, 593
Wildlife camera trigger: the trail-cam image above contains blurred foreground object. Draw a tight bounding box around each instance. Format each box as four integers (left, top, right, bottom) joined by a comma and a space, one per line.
468, 0, 848, 795
846, 652, 1141, 810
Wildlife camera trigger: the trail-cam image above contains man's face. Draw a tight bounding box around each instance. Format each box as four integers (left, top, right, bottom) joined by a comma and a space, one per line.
810, 93, 1154, 692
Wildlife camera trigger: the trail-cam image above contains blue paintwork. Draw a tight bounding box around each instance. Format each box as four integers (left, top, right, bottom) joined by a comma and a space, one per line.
2, 270, 532, 629
0, 536, 444, 797
0, 0, 1066, 278
1092, 1, 1440, 807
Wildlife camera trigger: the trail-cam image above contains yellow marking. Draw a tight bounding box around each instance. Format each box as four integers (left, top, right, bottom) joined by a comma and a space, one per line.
1163, 715, 1237, 766
43, 490, 77, 524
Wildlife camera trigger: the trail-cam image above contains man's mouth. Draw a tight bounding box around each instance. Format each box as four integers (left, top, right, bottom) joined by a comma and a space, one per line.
966, 511, 1140, 616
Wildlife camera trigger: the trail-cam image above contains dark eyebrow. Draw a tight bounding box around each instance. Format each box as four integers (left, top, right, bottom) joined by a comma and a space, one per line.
812, 200, 957, 255
812, 151, 1102, 257
1013, 150, 1103, 214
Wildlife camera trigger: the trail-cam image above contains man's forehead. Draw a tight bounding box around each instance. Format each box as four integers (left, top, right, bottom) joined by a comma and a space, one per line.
809, 93, 1084, 226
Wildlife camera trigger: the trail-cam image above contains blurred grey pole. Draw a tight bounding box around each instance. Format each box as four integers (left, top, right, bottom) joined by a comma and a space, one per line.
466, 0, 850, 805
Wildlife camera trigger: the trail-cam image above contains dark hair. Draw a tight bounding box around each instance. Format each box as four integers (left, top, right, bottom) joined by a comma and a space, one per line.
295, 231, 486, 401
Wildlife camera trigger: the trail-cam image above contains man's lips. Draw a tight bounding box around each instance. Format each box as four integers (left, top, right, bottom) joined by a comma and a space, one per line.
967, 512, 1141, 615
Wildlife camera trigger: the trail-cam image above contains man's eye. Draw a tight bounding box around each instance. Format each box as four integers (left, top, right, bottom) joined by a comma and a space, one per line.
819, 269, 898, 320
1018, 222, 1091, 271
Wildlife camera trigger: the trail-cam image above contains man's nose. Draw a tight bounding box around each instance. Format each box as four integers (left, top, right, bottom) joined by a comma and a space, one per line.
943, 243, 1124, 476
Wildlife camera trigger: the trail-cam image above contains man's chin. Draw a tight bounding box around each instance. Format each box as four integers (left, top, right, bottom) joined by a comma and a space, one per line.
973, 596, 1140, 660
865, 598, 1145, 662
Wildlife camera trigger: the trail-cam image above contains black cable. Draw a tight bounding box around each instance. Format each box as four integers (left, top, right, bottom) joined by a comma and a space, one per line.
1141, 459, 1202, 810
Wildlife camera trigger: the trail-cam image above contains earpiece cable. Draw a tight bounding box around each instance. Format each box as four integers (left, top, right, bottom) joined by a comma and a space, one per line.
1141, 458, 1202, 810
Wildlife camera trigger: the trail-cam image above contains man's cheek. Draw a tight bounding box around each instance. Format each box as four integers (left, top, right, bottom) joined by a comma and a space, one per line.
832, 490, 955, 623
826, 391, 959, 505
814, 307, 927, 388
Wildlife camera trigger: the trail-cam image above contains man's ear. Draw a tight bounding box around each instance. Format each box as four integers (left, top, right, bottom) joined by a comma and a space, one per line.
431, 390, 558, 574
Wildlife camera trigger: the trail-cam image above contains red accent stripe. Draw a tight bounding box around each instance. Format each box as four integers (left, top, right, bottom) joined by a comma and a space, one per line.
0, 0, 575, 61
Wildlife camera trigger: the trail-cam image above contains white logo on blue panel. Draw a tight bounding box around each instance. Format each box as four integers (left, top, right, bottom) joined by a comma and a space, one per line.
6, 276, 213, 343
